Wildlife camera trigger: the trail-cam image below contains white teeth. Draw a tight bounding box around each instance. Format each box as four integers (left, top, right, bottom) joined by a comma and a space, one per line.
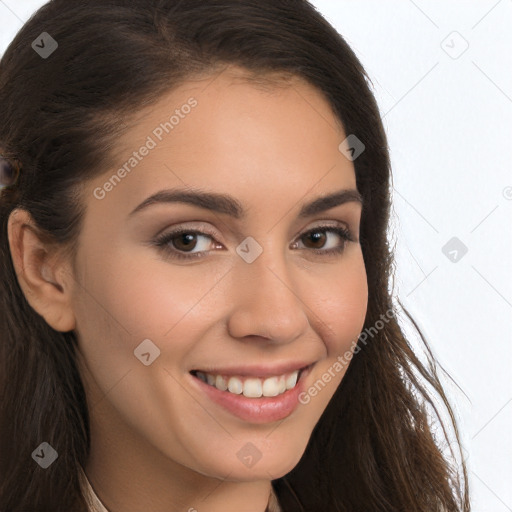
195, 369, 301, 397
243, 378, 262, 398
285, 371, 299, 389
227, 376, 243, 394
215, 375, 228, 391
262, 376, 280, 397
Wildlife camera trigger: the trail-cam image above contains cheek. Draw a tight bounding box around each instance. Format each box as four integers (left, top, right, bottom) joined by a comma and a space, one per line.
79, 246, 225, 340
310, 252, 368, 354
295, 254, 367, 415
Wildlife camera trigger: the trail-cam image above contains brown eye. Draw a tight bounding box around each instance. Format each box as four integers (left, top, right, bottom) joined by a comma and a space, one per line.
302, 230, 327, 249
153, 228, 219, 261
153, 224, 354, 262
294, 226, 354, 256
172, 232, 199, 252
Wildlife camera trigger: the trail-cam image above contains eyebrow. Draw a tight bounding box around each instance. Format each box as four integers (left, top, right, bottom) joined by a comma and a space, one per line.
129, 187, 363, 219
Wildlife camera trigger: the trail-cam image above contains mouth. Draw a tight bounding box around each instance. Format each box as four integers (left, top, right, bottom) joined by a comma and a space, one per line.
188, 363, 314, 423
190, 364, 310, 398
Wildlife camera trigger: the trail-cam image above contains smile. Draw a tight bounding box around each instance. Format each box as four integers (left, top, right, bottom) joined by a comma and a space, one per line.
191, 368, 305, 398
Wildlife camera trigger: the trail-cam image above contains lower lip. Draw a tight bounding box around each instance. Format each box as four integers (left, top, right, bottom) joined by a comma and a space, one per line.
189, 366, 312, 424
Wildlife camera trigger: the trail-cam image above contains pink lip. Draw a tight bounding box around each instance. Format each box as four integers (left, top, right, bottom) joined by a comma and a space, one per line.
188, 364, 313, 424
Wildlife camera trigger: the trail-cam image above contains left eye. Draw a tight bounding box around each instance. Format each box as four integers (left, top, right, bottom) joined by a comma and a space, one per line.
153, 225, 354, 261
294, 227, 352, 251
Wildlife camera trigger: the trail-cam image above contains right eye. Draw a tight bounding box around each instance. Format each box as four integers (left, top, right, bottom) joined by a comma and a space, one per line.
153, 228, 223, 260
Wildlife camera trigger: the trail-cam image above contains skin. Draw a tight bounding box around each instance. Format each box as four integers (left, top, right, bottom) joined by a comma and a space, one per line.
8, 66, 368, 512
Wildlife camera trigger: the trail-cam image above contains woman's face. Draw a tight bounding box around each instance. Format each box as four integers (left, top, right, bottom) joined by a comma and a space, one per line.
72, 67, 368, 482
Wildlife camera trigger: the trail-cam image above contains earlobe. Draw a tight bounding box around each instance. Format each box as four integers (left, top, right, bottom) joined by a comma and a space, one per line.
7, 208, 76, 332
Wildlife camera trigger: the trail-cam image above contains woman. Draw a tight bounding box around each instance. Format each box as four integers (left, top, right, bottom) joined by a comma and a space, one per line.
0, 1, 469, 511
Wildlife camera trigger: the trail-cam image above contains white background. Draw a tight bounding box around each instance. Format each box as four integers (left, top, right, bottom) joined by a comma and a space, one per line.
1, 1, 511, 510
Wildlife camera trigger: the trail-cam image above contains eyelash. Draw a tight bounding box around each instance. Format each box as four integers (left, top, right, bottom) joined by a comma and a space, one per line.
153, 224, 355, 261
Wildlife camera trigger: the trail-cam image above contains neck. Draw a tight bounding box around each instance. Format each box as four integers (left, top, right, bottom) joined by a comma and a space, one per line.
83, 405, 277, 512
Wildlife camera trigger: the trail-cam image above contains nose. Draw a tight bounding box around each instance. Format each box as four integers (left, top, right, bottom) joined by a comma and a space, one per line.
226, 245, 309, 345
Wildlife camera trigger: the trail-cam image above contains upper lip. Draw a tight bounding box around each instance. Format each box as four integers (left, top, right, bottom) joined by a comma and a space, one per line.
190, 360, 315, 378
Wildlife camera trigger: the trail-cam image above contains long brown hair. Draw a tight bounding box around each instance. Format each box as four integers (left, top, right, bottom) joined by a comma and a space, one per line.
0, 1, 469, 510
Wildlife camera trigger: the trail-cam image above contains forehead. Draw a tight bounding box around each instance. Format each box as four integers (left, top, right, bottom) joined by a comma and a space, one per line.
86, 67, 356, 218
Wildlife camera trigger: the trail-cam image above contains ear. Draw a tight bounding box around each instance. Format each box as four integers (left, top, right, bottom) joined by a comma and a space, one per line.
7, 208, 76, 332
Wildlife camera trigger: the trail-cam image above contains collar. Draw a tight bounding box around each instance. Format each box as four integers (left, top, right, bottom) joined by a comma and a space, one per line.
78, 465, 281, 512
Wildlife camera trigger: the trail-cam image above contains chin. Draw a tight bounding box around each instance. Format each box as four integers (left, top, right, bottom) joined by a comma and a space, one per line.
191, 440, 307, 482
